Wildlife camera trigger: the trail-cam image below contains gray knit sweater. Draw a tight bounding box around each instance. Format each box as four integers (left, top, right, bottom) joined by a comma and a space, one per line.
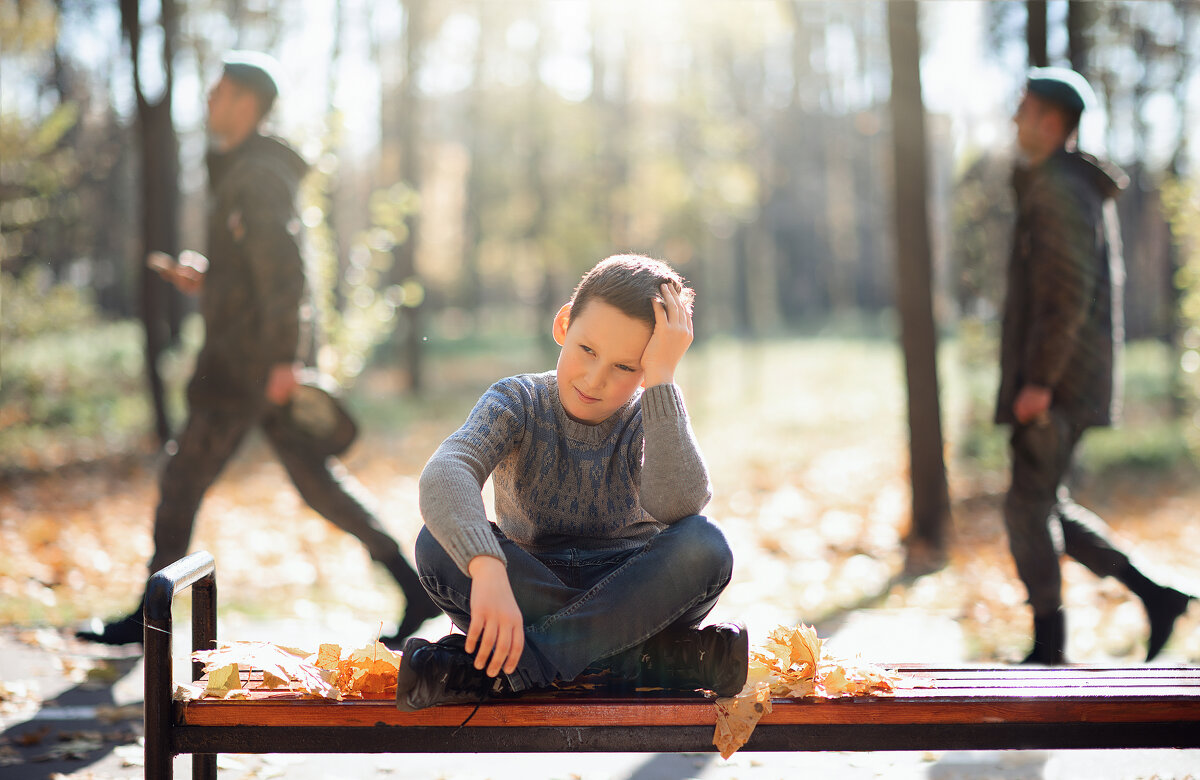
418, 371, 712, 575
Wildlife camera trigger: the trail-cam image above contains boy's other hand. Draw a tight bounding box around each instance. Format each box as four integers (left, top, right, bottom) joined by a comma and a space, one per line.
466, 555, 524, 678
641, 283, 694, 387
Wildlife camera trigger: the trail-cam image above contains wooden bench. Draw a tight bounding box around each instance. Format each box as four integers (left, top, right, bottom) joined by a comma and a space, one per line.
144, 552, 1200, 780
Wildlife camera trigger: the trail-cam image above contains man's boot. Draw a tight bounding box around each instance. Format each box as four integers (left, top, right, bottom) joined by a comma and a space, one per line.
636, 621, 749, 697
379, 557, 442, 648
76, 598, 145, 646
1115, 564, 1193, 661
1020, 609, 1066, 665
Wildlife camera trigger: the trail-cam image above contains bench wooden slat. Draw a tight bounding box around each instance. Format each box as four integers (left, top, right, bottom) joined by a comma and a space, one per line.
179, 696, 1200, 729
178, 665, 1200, 729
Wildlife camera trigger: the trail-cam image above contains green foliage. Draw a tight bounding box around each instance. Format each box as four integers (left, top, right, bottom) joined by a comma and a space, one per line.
0, 102, 82, 267
0, 265, 97, 342
0, 270, 199, 471
0, 0, 58, 54
1163, 178, 1200, 454
300, 116, 420, 387
0, 316, 151, 471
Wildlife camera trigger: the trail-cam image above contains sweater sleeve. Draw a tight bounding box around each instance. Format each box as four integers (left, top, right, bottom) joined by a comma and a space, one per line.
418, 381, 526, 575
637, 383, 712, 522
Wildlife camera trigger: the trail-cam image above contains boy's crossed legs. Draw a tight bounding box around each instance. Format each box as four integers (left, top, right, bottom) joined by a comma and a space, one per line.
399, 515, 746, 709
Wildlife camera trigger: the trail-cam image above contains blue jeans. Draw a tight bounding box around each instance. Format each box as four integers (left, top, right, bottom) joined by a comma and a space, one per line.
414, 515, 734, 691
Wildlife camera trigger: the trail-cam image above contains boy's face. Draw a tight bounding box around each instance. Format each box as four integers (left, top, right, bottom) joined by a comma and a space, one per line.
553, 300, 652, 425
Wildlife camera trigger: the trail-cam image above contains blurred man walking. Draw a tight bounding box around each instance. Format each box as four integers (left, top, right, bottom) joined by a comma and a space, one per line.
78, 52, 438, 648
996, 67, 1190, 664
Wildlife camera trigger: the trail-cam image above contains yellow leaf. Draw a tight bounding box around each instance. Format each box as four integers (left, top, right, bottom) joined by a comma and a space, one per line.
261, 670, 290, 689
713, 682, 773, 759
204, 663, 241, 697
712, 623, 913, 757
314, 644, 342, 670
193, 641, 341, 700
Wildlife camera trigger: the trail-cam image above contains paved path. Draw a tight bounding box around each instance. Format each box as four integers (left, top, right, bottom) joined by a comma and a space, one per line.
3, 612, 1198, 779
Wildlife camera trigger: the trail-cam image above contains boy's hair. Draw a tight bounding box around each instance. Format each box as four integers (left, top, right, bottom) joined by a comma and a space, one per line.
569, 254, 694, 330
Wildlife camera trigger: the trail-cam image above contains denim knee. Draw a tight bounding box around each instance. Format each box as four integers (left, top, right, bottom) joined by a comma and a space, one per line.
414, 526, 457, 580
666, 515, 733, 585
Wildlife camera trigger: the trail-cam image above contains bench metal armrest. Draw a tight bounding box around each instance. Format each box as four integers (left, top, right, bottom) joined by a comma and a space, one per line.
144, 551, 217, 780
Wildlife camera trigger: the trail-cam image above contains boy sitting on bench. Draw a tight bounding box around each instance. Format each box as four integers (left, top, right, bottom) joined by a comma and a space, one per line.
397, 255, 747, 711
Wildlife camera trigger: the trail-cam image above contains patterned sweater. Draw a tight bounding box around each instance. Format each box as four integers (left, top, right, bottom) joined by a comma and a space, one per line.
418, 371, 712, 575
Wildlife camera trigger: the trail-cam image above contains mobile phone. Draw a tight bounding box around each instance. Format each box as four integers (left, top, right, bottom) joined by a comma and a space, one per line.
147, 251, 177, 273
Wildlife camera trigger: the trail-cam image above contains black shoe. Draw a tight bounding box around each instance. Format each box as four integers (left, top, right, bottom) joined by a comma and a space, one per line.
1144, 586, 1192, 662
639, 621, 749, 697
396, 634, 510, 712
1020, 610, 1066, 665
76, 614, 144, 646
380, 594, 443, 650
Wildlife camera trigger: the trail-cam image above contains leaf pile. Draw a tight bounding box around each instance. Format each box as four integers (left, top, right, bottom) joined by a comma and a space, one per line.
183, 640, 402, 701
713, 623, 909, 759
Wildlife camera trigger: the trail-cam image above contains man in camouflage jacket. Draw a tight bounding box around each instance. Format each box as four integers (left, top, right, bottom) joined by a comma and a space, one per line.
996, 68, 1190, 664
79, 53, 438, 647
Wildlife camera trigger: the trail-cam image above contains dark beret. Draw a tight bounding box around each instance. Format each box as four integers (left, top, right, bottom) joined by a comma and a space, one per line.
222, 51, 281, 114
1026, 67, 1095, 114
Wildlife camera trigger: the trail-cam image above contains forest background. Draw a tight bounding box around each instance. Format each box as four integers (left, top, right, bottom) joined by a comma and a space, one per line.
3, 0, 1200, 665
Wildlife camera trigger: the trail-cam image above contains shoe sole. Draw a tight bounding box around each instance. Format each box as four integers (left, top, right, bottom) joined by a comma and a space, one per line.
714, 620, 749, 698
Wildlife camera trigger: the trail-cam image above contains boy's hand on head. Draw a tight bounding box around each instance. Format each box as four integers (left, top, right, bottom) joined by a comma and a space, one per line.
465, 556, 525, 678
641, 283, 694, 387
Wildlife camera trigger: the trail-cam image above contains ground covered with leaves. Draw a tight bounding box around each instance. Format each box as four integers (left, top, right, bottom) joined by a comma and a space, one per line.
2, 337, 1198, 663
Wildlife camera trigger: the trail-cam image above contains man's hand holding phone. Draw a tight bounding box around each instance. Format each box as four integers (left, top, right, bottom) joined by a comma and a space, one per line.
147, 250, 208, 295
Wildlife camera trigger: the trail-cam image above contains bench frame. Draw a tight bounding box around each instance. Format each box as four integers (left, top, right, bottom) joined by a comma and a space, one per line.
144, 552, 1200, 780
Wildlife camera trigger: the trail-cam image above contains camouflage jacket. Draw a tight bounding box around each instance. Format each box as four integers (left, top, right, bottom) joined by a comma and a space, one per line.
188, 133, 310, 409
995, 148, 1127, 429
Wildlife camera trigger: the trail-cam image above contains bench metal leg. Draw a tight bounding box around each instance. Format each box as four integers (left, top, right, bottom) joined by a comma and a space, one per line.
143, 551, 217, 780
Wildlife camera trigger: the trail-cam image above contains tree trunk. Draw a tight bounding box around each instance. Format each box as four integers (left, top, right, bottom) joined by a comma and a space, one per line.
122, 0, 180, 445
1067, 1, 1092, 73
1027, 1, 1048, 68
385, 0, 427, 394
886, 0, 952, 574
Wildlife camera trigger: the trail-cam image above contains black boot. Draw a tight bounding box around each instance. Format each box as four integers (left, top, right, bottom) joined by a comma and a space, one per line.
395, 634, 513, 711
1020, 610, 1066, 665
76, 606, 145, 646
1118, 565, 1193, 661
1144, 587, 1192, 662
378, 556, 443, 649
380, 593, 442, 649
637, 621, 749, 697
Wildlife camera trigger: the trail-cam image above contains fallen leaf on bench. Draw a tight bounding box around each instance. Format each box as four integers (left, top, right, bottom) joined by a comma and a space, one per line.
713, 681, 773, 759
713, 623, 908, 758
193, 641, 341, 700
189, 639, 403, 700
335, 641, 402, 697
315, 643, 342, 670
205, 663, 242, 697
174, 682, 203, 701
